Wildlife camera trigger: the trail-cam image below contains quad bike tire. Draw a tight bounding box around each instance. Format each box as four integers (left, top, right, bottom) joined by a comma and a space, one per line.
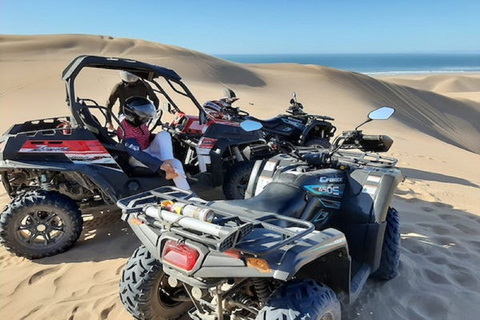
256, 279, 341, 320
119, 245, 192, 320
223, 161, 255, 200
0, 190, 83, 259
304, 138, 330, 148
371, 207, 401, 280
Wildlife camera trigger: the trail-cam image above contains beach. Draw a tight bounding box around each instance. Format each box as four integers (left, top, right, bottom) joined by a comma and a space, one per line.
0, 34, 479, 320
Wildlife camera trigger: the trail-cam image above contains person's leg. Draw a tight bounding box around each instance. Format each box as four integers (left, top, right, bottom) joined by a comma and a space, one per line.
145, 131, 190, 190
171, 159, 190, 190
147, 131, 174, 160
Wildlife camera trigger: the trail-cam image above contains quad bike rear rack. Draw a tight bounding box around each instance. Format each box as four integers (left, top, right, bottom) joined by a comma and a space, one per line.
335, 151, 398, 167
117, 186, 315, 255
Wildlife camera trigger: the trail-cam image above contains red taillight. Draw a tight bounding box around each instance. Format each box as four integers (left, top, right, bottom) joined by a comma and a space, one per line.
162, 240, 199, 271
198, 137, 217, 149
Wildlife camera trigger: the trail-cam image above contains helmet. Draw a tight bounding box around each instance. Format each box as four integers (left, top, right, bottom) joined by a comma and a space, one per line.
203, 100, 229, 120
123, 96, 156, 127
120, 70, 140, 84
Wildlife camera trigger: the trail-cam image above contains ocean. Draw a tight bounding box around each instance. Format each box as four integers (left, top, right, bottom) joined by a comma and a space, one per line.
214, 53, 480, 75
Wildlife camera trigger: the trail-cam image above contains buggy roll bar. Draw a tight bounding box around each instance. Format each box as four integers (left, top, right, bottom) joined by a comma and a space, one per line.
61, 55, 205, 130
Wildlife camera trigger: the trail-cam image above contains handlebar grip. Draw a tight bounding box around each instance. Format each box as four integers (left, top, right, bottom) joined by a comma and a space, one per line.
361, 135, 381, 141
357, 134, 393, 152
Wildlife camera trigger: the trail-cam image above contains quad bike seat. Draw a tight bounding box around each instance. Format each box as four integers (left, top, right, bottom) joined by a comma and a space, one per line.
245, 116, 285, 130
211, 182, 307, 219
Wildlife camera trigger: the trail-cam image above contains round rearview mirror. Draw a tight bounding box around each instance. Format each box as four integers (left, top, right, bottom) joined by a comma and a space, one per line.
240, 120, 263, 132
368, 107, 395, 120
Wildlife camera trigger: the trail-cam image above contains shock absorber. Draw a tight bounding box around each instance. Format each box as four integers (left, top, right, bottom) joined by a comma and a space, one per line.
232, 146, 244, 161
252, 278, 271, 303
40, 173, 53, 191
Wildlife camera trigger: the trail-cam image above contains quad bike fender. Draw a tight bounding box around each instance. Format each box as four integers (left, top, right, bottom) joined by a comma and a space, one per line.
193, 228, 350, 296
272, 228, 349, 281
125, 219, 162, 260
276, 227, 352, 300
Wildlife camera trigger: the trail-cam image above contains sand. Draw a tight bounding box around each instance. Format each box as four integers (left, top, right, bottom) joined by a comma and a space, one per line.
0, 34, 479, 320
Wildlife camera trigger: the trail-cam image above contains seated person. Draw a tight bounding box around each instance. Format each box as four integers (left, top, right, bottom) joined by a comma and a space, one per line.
106, 71, 160, 131
117, 96, 190, 191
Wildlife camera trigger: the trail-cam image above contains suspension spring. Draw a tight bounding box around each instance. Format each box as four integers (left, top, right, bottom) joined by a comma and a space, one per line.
234, 293, 254, 305
252, 278, 270, 303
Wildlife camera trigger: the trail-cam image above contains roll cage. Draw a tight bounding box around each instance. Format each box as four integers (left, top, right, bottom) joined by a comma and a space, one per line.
61, 55, 206, 130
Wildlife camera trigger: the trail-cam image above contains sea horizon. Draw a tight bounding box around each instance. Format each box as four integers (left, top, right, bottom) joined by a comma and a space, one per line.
214, 53, 480, 75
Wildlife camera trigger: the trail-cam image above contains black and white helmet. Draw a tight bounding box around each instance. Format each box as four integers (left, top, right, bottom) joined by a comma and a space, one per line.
123, 96, 155, 127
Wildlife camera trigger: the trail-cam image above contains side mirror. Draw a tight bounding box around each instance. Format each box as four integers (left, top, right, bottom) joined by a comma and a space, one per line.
355, 106, 395, 130
240, 120, 263, 132
368, 106, 395, 120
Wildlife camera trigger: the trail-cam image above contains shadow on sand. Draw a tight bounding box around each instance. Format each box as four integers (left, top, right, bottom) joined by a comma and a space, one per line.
399, 166, 479, 188
35, 187, 226, 265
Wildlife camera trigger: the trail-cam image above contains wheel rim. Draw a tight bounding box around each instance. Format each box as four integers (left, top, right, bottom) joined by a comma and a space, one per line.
15, 209, 66, 247
157, 273, 189, 307
320, 312, 334, 320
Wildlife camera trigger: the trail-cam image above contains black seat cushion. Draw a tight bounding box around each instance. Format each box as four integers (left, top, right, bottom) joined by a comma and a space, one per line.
211, 182, 307, 219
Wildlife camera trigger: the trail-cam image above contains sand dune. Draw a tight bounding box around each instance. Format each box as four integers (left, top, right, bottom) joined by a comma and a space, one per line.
379, 73, 480, 104
1, 34, 479, 320
378, 73, 480, 93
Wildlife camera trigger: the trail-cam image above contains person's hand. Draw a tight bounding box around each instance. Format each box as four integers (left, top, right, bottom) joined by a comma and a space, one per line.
160, 160, 178, 180
107, 122, 114, 131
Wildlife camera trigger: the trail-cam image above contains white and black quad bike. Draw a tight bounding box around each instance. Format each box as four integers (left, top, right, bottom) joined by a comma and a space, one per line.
117, 107, 402, 319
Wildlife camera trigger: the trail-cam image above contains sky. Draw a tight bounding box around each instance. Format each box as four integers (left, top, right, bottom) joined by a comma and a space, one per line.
1, 0, 479, 55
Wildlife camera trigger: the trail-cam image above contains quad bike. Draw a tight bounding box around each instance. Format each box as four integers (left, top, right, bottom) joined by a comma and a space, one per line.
0, 55, 270, 259
207, 89, 337, 148
161, 103, 273, 200
117, 106, 402, 320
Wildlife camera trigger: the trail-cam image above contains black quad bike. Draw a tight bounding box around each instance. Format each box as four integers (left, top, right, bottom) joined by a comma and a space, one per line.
117, 107, 402, 320
215, 89, 337, 148
0, 55, 269, 259
160, 102, 273, 200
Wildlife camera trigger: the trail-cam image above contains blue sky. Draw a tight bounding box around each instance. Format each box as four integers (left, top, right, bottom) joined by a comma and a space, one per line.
1, 0, 479, 54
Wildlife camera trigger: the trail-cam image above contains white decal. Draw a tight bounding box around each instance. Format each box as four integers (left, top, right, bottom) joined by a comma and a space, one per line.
264, 161, 277, 171
255, 177, 272, 196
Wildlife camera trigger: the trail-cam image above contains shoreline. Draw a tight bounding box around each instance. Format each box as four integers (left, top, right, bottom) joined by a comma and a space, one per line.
367, 71, 480, 77
214, 52, 480, 76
